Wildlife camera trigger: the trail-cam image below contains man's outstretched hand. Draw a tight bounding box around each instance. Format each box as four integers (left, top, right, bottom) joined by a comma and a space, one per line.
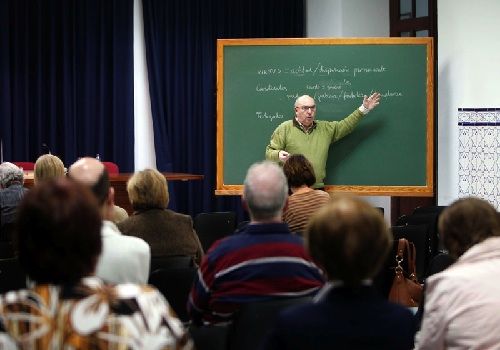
363, 92, 381, 111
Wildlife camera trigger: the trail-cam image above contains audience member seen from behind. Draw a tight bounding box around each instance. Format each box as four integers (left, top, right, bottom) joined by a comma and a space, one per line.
0, 162, 28, 233
415, 197, 500, 349
0, 179, 192, 349
33, 154, 65, 185
68, 157, 150, 284
264, 195, 416, 350
282, 154, 330, 234
118, 168, 203, 265
188, 161, 325, 325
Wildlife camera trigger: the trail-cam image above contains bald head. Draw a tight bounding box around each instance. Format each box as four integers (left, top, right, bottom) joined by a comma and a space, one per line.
69, 157, 110, 208
294, 95, 315, 108
68, 157, 105, 186
243, 161, 288, 222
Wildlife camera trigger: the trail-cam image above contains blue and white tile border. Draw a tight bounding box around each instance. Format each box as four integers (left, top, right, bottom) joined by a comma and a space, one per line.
458, 108, 500, 209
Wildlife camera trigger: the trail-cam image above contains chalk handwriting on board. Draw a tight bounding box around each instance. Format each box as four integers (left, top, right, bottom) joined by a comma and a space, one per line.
257, 63, 387, 77
252, 63, 403, 120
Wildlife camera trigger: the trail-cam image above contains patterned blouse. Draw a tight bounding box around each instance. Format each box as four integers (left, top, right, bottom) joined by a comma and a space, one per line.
0, 277, 193, 349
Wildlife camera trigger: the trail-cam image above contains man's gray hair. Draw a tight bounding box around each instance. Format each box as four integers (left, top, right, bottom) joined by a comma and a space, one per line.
243, 161, 288, 220
0, 162, 24, 188
294, 95, 315, 108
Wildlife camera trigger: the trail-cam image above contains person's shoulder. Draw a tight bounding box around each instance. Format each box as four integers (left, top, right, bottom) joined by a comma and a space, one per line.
122, 234, 150, 250
275, 119, 294, 129
112, 205, 128, 224
110, 225, 150, 251
315, 119, 331, 125
165, 209, 193, 224
313, 190, 330, 199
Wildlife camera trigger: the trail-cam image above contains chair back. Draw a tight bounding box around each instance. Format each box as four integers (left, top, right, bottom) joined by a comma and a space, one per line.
227, 296, 312, 350
0, 258, 26, 294
11, 162, 35, 171
148, 266, 197, 323
408, 206, 447, 254
150, 255, 195, 273
425, 252, 455, 278
189, 324, 229, 350
193, 212, 236, 252
0, 223, 16, 258
102, 161, 119, 174
236, 220, 249, 232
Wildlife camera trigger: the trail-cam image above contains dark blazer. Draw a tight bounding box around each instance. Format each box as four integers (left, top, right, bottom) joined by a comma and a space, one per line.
263, 284, 416, 350
117, 208, 203, 265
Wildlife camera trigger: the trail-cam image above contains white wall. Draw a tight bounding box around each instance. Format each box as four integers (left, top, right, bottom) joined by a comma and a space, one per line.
438, 0, 500, 205
307, 0, 389, 37
306, 0, 391, 221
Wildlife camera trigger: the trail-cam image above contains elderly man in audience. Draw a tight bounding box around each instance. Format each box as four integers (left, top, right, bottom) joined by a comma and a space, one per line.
188, 161, 325, 325
0, 178, 192, 349
0, 162, 28, 233
416, 197, 500, 349
68, 157, 150, 284
263, 195, 416, 350
118, 168, 203, 265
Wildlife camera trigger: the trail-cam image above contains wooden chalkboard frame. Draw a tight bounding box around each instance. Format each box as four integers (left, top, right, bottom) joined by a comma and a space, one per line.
216, 37, 434, 196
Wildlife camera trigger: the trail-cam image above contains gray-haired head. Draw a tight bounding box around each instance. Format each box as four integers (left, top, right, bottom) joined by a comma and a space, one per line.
243, 161, 288, 221
294, 95, 315, 108
0, 162, 24, 188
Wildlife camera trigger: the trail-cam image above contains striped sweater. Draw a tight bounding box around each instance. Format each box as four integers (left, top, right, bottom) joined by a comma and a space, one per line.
283, 190, 331, 234
188, 223, 325, 325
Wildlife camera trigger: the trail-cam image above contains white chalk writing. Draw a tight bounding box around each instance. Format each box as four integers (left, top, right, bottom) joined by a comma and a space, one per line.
256, 112, 285, 122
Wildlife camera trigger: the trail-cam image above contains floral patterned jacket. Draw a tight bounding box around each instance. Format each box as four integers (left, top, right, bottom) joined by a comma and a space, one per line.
0, 277, 193, 349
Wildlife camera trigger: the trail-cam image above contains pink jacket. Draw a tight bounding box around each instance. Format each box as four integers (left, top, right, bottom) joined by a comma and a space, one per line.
416, 236, 500, 350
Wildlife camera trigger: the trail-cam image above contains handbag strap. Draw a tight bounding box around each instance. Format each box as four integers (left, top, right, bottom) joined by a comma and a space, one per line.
396, 238, 418, 281
407, 241, 418, 280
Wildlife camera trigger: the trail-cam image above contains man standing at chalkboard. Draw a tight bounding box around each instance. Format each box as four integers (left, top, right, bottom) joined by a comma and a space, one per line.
265, 93, 381, 188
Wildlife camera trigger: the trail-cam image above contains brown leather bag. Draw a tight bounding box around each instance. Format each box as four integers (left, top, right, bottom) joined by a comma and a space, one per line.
388, 238, 423, 307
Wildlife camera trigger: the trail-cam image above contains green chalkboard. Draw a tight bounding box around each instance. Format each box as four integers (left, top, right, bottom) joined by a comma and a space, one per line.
216, 38, 433, 196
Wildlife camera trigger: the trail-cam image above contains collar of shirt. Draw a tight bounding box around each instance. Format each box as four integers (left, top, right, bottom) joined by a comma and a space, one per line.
242, 222, 291, 235
293, 117, 317, 134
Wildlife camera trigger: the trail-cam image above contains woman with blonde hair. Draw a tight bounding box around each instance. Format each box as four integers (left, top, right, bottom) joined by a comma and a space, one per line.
117, 168, 203, 265
34, 154, 65, 185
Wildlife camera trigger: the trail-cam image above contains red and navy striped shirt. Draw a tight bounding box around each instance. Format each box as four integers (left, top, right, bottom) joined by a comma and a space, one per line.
188, 222, 325, 325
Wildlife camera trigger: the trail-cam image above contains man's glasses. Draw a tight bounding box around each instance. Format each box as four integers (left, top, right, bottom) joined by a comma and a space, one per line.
299, 105, 316, 112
